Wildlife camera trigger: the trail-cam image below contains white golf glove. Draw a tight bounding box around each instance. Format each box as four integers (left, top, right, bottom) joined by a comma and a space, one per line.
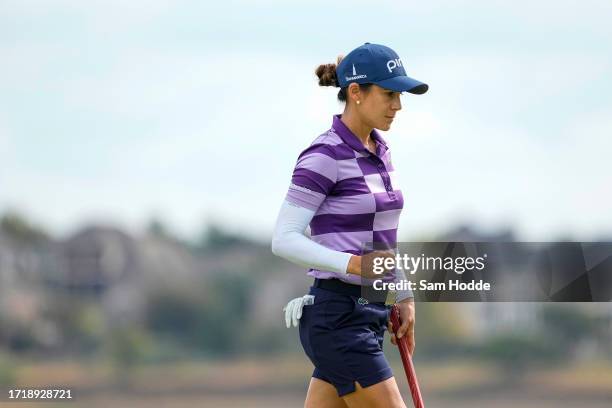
283, 295, 315, 328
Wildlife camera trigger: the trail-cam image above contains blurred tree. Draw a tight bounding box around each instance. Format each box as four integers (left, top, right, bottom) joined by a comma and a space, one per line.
146, 287, 201, 340
540, 304, 597, 351
479, 334, 563, 383
0, 353, 16, 386
108, 326, 154, 389
75, 304, 106, 354
413, 303, 473, 358
5, 323, 37, 354
40, 296, 108, 356
146, 217, 191, 248
147, 218, 172, 238
0, 211, 49, 243
146, 217, 183, 242
196, 224, 252, 252
195, 273, 252, 355
145, 273, 253, 357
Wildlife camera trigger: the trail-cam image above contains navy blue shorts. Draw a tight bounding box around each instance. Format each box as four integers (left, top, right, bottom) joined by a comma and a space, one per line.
299, 286, 394, 397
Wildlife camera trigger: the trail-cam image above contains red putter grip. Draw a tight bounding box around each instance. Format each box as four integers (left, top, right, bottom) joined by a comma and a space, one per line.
390, 304, 425, 408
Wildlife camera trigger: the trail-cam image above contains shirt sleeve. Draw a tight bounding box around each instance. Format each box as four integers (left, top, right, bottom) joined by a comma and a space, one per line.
271, 200, 352, 274
285, 144, 337, 211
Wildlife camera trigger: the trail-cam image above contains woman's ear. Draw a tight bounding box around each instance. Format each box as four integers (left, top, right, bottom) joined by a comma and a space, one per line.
348, 83, 361, 104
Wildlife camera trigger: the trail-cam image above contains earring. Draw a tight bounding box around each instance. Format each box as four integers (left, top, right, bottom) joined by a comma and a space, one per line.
356, 100, 361, 105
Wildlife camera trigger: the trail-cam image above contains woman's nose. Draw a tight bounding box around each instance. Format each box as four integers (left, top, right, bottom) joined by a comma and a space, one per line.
392, 95, 402, 111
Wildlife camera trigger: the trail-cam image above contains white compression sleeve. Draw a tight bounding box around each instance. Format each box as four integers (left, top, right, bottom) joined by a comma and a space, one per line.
271, 200, 352, 274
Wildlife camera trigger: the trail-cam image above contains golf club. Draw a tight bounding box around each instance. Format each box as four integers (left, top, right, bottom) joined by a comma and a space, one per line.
391, 304, 425, 408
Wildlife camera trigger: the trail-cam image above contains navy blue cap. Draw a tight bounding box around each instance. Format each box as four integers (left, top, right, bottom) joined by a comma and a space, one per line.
336, 43, 428, 94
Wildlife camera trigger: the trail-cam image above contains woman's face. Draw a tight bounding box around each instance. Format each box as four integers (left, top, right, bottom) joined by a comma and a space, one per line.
358, 84, 403, 131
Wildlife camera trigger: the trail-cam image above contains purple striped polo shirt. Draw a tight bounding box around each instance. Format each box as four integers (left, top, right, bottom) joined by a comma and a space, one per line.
285, 114, 404, 285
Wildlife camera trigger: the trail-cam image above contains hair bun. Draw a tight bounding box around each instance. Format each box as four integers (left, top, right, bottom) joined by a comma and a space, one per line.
315, 63, 337, 87
315, 56, 343, 87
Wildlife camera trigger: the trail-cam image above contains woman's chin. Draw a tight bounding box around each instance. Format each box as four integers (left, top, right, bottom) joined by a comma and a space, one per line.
378, 123, 392, 131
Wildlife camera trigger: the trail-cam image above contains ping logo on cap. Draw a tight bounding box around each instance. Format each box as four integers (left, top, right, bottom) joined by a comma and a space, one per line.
386, 58, 403, 73
336, 43, 429, 94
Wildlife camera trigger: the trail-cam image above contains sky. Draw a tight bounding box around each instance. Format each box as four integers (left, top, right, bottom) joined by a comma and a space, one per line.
1, 0, 611, 242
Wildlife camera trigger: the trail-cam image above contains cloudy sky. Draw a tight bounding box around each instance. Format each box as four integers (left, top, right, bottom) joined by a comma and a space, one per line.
1, 0, 611, 241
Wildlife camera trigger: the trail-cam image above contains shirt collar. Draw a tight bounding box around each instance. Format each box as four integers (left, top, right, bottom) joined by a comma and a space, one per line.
331, 114, 388, 157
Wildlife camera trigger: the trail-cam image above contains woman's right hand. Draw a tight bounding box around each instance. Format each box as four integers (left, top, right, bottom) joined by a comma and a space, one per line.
347, 251, 396, 279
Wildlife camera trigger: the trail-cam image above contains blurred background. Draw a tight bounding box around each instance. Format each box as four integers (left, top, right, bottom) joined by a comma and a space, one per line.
1, 1, 611, 407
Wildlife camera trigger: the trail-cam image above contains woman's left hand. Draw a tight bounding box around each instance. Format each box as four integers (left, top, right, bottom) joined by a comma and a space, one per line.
387, 298, 415, 354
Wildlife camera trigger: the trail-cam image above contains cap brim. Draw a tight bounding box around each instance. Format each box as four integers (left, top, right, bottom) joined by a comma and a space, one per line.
375, 75, 429, 94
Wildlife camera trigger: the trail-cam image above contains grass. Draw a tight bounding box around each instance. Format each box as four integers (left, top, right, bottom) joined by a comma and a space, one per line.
2, 356, 611, 407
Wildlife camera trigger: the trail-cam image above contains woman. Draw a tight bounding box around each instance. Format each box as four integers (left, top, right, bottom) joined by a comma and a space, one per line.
272, 42, 428, 408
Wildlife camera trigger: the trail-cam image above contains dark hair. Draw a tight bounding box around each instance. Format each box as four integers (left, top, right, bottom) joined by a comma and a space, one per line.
315, 55, 372, 102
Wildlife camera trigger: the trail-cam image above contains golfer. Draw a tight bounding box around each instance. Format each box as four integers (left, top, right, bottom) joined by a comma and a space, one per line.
272, 42, 428, 408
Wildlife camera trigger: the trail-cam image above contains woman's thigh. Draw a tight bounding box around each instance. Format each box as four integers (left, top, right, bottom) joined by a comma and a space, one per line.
305, 377, 349, 408
341, 377, 406, 408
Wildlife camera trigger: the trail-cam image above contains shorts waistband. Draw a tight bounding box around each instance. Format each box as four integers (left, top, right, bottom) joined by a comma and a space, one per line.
313, 278, 389, 305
